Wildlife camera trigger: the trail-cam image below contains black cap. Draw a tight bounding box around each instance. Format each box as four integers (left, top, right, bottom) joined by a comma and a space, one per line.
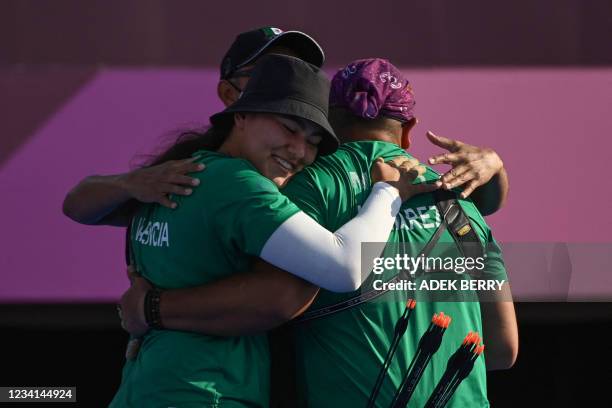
220, 27, 325, 79
211, 54, 339, 156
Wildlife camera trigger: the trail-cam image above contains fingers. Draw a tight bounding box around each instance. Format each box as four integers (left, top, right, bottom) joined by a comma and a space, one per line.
389, 157, 419, 169
167, 174, 200, 187
150, 169, 199, 209
405, 164, 426, 179
398, 159, 420, 172
426, 131, 462, 152
174, 158, 206, 175
387, 157, 405, 169
441, 171, 477, 190
157, 195, 177, 209
397, 165, 438, 201
176, 155, 202, 164
428, 152, 461, 166
397, 164, 427, 188
459, 179, 480, 198
391, 159, 425, 183
439, 164, 471, 185
160, 183, 193, 197
389, 157, 421, 180
415, 165, 426, 177
152, 183, 195, 210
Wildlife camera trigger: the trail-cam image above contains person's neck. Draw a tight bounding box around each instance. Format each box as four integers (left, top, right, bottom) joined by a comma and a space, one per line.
342, 130, 400, 146
218, 130, 241, 157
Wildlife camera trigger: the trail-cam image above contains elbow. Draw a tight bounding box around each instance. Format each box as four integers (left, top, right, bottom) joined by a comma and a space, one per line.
472, 192, 502, 216
62, 192, 95, 225
275, 285, 320, 322
487, 340, 519, 371
478, 203, 499, 217
330, 281, 360, 293
504, 340, 519, 369
499, 344, 518, 370
272, 292, 307, 322
255, 276, 320, 324
62, 192, 82, 222
326, 259, 362, 293
501, 321, 520, 369
344, 277, 362, 293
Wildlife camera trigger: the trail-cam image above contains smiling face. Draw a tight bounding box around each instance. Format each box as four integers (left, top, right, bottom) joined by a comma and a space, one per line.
220, 113, 323, 187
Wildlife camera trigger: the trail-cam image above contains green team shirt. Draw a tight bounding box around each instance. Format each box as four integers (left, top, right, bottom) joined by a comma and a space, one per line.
282, 141, 507, 408
110, 151, 301, 408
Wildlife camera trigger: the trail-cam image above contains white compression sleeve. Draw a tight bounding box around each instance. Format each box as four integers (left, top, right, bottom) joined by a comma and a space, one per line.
259, 182, 402, 292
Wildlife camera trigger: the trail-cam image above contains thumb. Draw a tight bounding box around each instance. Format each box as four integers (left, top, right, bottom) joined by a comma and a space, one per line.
426, 131, 458, 151
371, 157, 385, 171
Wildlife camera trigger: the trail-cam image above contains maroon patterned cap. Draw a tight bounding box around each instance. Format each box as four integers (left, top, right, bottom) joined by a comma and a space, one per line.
329, 58, 415, 123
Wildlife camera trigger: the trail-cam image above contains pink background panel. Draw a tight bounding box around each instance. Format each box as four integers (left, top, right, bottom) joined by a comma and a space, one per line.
1, 68, 610, 302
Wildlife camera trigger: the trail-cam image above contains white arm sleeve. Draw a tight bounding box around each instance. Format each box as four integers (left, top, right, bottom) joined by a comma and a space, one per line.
260, 182, 401, 292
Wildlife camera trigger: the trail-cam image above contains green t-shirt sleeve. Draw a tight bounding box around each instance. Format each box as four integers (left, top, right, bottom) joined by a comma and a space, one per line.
458, 198, 508, 281
206, 159, 302, 256
282, 168, 327, 225
483, 230, 508, 281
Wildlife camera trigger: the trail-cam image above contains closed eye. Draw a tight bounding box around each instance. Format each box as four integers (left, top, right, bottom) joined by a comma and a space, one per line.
282, 123, 297, 134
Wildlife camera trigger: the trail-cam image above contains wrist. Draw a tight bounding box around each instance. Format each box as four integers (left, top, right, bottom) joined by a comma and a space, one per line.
372, 181, 401, 198
487, 149, 504, 174
371, 182, 403, 213
114, 172, 137, 200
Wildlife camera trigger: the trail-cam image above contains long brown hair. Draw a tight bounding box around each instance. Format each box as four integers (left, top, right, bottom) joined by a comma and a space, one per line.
145, 123, 232, 167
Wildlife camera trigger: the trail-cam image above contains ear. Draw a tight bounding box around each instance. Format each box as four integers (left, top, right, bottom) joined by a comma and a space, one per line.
217, 80, 240, 107
401, 117, 417, 150
233, 113, 247, 130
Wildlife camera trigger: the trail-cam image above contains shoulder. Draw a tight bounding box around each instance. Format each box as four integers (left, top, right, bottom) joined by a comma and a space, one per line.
197, 152, 255, 177
197, 153, 279, 194
457, 197, 492, 242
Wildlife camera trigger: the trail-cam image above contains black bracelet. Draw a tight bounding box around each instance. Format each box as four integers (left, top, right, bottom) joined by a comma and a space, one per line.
144, 288, 163, 329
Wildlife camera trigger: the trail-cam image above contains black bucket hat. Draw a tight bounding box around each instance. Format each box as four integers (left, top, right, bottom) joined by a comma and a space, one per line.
210, 54, 339, 156
220, 27, 325, 79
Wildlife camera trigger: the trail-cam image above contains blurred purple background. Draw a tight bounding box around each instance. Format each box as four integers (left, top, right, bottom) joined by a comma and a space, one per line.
1, 1, 611, 302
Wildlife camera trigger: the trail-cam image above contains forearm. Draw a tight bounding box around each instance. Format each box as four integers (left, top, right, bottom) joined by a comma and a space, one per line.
470, 167, 509, 216
480, 284, 518, 370
63, 174, 134, 226
160, 264, 319, 336
261, 182, 402, 292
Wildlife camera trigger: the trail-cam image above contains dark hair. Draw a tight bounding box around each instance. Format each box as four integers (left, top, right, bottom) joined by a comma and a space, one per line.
118, 122, 232, 222
144, 123, 232, 167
